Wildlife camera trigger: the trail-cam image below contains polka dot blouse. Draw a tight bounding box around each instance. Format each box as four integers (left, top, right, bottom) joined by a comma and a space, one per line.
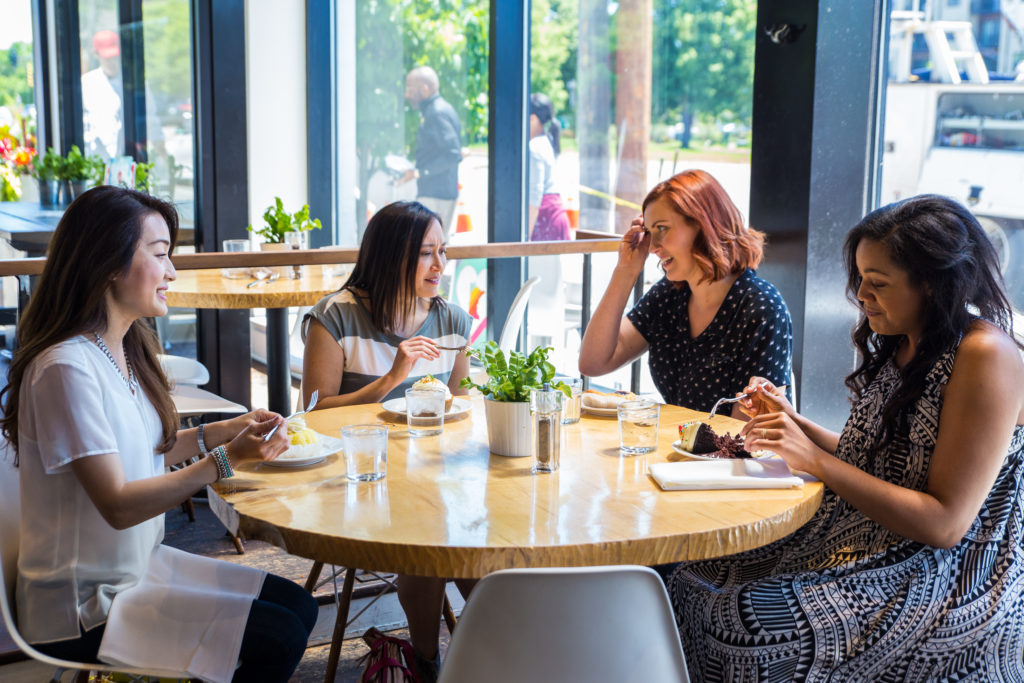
626, 269, 793, 412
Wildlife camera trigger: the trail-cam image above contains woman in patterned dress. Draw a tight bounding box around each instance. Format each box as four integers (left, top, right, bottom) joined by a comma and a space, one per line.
579, 170, 792, 415
670, 194, 1024, 681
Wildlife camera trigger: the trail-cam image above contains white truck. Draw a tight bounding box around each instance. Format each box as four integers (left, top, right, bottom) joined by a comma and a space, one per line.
881, 15, 1024, 306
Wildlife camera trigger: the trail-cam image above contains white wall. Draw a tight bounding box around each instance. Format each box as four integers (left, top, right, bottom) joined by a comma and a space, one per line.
245, 0, 308, 236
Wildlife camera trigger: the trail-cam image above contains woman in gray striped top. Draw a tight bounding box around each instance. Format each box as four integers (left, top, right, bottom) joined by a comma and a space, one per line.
301, 201, 472, 681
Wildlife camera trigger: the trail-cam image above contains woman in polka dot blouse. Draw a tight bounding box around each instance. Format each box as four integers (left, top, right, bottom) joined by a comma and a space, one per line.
579, 170, 793, 416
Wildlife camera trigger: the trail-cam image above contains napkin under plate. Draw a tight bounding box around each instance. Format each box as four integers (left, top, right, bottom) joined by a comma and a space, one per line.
649, 458, 804, 490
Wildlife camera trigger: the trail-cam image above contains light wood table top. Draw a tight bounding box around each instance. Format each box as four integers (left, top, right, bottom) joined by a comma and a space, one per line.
208, 397, 823, 578
165, 267, 346, 309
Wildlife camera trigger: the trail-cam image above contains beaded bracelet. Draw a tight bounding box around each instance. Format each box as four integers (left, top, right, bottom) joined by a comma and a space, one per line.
210, 444, 234, 480
197, 423, 208, 455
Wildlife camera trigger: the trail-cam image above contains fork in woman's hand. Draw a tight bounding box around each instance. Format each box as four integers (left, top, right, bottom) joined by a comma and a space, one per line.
708, 382, 788, 418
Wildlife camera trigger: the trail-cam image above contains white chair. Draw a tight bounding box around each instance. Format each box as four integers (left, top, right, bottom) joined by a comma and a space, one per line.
497, 276, 541, 354
437, 566, 690, 683
159, 354, 210, 386
0, 447, 190, 682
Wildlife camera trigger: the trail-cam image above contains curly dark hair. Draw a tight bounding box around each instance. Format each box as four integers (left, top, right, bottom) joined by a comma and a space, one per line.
843, 194, 1017, 458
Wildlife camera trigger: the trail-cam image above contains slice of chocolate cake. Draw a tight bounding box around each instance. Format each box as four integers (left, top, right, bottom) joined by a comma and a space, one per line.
711, 432, 752, 459
678, 421, 717, 454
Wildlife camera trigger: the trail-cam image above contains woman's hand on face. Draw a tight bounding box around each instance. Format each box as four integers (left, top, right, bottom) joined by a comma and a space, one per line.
737, 376, 794, 419
226, 415, 289, 464
388, 336, 440, 382
741, 412, 823, 478
617, 215, 650, 276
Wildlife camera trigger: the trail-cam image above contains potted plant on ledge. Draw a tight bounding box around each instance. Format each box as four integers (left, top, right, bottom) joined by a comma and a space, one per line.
461, 342, 570, 457
248, 197, 322, 278
60, 145, 104, 202
32, 148, 63, 207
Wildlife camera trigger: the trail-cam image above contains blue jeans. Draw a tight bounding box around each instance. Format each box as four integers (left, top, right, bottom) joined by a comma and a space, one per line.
35, 573, 318, 682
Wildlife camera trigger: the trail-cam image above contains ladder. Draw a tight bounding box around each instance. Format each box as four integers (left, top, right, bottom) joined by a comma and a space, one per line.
890, 12, 990, 84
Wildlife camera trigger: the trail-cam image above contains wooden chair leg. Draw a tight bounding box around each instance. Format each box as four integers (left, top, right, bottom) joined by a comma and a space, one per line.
305, 560, 324, 593
225, 530, 245, 554
442, 593, 457, 635
323, 567, 356, 683
181, 497, 195, 522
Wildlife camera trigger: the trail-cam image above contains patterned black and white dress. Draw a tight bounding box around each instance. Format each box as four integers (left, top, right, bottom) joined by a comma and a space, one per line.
669, 341, 1024, 681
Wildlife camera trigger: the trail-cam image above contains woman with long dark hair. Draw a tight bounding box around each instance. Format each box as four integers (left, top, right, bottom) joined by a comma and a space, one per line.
579, 169, 792, 414
1, 186, 317, 682
671, 195, 1024, 679
301, 200, 472, 681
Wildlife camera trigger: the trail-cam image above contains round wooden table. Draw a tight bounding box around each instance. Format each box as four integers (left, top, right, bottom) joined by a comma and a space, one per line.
207, 397, 822, 681
166, 268, 346, 414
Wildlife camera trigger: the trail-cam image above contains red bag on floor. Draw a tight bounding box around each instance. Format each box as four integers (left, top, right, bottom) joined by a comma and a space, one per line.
359, 627, 422, 683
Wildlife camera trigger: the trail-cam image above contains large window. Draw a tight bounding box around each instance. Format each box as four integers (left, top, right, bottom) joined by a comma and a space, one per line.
528, 0, 757, 391
880, 6, 1024, 311
337, 1, 490, 343
0, 0, 36, 205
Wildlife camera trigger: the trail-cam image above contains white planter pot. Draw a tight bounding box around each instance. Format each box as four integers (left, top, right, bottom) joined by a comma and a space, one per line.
484, 398, 533, 457
259, 242, 293, 279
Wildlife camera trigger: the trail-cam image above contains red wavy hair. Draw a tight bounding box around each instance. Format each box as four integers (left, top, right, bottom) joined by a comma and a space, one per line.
642, 169, 765, 284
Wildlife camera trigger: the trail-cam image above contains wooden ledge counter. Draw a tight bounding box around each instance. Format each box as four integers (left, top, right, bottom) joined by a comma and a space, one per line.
207, 396, 823, 579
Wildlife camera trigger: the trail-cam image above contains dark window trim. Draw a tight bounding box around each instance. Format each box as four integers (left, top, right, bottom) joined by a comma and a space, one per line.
192, 0, 251, 408
487, 0, 529, 347
306, 0, 334, 248
750, 0, 885, 430
53, 0, 82, 153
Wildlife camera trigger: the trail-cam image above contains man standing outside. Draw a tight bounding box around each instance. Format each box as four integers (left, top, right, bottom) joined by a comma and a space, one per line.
398, 66, 462, 238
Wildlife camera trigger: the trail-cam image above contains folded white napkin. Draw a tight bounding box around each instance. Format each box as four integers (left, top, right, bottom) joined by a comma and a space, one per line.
98, 544, 266, 683
648, 458, 804, 490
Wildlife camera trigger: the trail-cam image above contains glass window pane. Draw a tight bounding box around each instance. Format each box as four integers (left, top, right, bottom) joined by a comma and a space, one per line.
0, 0, 37, 319
341, 1, 490, 343
0, 0, 37, 203
880, 6, 1024, 311
530, 0, 757, 390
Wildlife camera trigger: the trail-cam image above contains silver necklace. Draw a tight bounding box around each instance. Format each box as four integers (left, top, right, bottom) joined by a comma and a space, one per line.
93, 332, 137, 395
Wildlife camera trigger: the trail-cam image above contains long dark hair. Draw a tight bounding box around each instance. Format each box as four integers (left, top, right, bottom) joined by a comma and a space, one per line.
1, 186, 180, 458
529, 93, 561, 156
843, 194, 1016, 457
342, 201, 443, 334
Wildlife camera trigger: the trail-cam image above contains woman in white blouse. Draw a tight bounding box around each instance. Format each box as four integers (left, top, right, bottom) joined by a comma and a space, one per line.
0, 186, 317, 683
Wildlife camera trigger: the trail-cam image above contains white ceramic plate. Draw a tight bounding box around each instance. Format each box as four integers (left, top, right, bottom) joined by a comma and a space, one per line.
671, 440, 775, 461
381, 397, 472, 419
581, 404, 619, 417
265, 434, 343, 467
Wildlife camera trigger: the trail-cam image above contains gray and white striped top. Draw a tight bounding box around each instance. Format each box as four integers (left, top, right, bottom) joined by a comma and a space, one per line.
302, 289, 472, 400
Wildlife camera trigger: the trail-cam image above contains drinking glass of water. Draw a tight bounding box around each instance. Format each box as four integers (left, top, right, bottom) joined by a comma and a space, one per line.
405, 388, 445, 437
617, 399, 660, 456
340, 424, 388, 481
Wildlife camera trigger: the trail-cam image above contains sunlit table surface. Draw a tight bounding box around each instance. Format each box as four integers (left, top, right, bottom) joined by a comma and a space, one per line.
207, 396, 823, 578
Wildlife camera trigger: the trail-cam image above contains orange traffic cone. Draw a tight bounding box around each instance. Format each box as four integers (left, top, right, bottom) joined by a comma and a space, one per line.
565, 194, 579, 230
455, 194, 473, 233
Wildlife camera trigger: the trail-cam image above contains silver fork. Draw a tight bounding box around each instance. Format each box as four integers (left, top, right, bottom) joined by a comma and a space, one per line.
264, 389, 319, 441
707, 382, 788, 418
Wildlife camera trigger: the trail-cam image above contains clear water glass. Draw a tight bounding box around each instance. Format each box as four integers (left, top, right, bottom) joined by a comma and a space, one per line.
221, 239, 250, 279
405, 388, 445, 437
341, 424, 388, 481
558, 377, 583, 424
617, 399, 660, 456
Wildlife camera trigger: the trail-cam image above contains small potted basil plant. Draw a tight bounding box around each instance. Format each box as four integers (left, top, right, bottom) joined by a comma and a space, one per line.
460, 342, 570, 457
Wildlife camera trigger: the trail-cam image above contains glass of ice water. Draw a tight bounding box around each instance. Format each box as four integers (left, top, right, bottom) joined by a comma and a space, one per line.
340, 424, 388, 481
617, 399, 660, 456
405, 388, 445, 437
557, 377, 583, 424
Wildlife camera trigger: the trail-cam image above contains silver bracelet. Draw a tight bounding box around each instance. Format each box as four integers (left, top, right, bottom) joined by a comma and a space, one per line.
197, 423, 208, 455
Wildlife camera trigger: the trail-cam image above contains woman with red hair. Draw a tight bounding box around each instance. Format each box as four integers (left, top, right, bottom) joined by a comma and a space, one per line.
579, 170, 792, 415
